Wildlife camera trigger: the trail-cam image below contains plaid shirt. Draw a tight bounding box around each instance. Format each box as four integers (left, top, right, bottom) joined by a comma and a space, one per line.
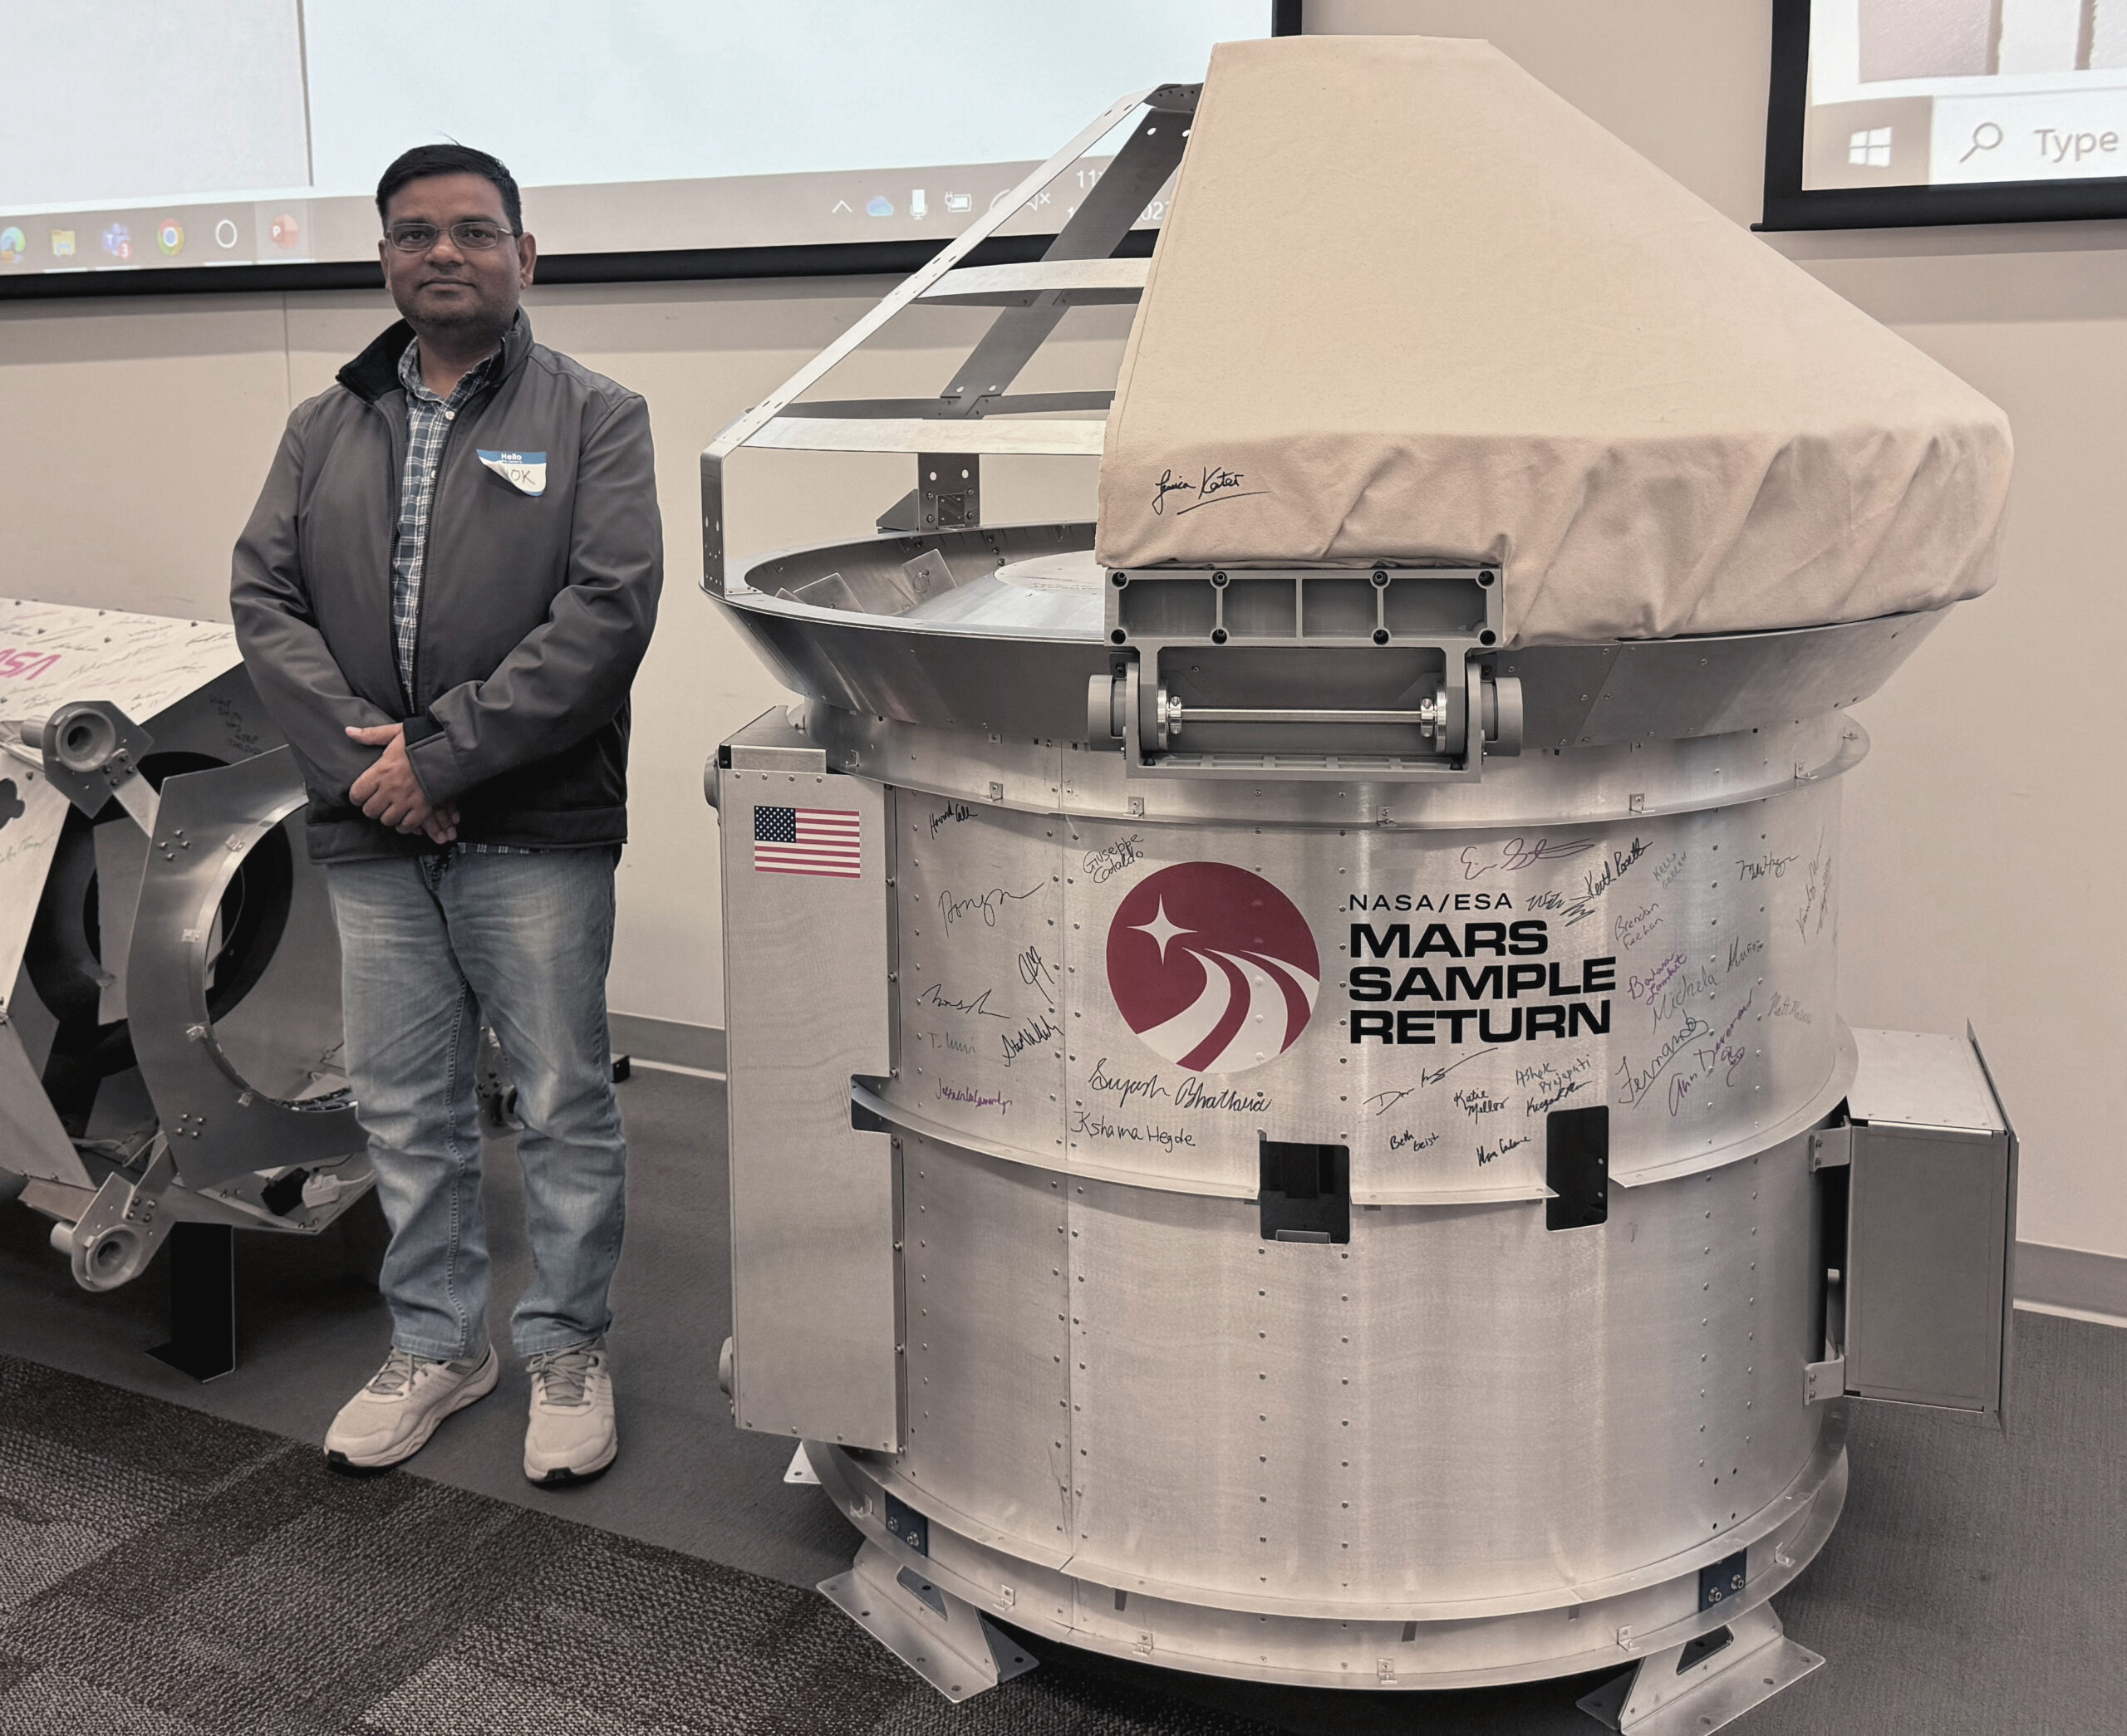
391, 339, 533, 856
391, 338, 499, 708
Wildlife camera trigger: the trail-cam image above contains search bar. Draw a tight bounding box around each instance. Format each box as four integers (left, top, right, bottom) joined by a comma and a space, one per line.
1934, 91, 2127, 182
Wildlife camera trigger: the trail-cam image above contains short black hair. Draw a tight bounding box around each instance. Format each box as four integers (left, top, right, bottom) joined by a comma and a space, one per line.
376, 144, 522, 233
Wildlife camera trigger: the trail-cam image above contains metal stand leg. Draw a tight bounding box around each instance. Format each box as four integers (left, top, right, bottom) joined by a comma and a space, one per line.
819, 1540, 1038, 1702
146, 1222, 236, 1381
1579, 1603, 1823, 1735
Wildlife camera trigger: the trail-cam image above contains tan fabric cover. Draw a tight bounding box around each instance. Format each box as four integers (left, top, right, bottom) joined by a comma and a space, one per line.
1096, 37, 2012, 645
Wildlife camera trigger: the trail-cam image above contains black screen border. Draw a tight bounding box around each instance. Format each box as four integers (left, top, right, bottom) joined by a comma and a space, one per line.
0, 2, 1301, 302
1761, 0, 2127, 230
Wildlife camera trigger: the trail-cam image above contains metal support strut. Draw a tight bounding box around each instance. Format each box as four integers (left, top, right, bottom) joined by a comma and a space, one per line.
1577, 1603, 1823, 1735
819, 1541, 1038, 1703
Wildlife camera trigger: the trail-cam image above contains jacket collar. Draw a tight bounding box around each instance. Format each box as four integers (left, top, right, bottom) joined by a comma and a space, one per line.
337, 308, 534, 404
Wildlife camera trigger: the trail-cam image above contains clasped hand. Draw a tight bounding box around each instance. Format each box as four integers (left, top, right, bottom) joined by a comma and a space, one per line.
346, 723, 459, 843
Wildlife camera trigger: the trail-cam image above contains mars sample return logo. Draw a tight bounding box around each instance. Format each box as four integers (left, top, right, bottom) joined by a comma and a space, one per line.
1106, 863, 1319, 1073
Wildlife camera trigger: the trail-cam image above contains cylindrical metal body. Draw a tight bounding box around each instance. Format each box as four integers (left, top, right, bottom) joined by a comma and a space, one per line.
713, 537, 1929, 1689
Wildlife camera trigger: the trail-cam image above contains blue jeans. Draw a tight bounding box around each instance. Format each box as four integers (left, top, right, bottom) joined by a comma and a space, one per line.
327, 846, 626, 1361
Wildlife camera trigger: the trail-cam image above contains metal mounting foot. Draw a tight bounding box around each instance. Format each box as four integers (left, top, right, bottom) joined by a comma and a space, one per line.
819, 1540, 1037, 1702
1578, 1603, 1822, 1734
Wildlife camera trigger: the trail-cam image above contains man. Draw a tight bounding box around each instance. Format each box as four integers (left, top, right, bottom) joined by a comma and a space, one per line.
231, 144, 661, 1485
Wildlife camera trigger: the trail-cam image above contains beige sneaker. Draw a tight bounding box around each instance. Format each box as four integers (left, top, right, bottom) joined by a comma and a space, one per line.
324, 1344, 498, 1473
523, 1341, 617, 1486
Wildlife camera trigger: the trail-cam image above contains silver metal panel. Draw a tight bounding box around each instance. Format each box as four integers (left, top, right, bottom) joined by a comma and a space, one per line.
821, 704, 1864, 835
125, 748, 364, 1192
0, 762, 71, 1003
1507, 610, 1948, 752
901, 571, 1099, 635
852, 788, 1840, 1197
714, 522, 1941, 743
5, 963, 56, 1078
811, 1434, 1847, 1689
899, 1132, 1073, 1555
747, 417, 1106, 458
148, 661, 287, 762
0, 598, 240, 733
1847, 1027, 2005, 1132
720, 765, 900, 1449
1845, 1128, 2012, 1415
204, 815, 346, 1106
0, 1023, 90, 1187
92, 817, 149, 1025
852, 1079, 1263, 1203
1064, 1145, 1820, 1608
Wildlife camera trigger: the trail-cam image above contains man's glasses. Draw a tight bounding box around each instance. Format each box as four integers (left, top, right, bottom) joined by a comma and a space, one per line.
385, 220, 517, 253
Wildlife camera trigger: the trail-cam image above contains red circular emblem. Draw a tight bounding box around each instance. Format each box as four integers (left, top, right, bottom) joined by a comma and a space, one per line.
1105, 863, 1319, 1073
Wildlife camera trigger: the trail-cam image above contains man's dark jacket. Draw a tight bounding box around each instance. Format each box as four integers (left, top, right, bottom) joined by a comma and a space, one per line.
230, 311, 661, 860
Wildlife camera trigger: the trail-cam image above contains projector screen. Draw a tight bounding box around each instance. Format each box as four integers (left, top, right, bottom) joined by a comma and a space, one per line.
1765, 0, 2127, 226
0, 1, 1273, 290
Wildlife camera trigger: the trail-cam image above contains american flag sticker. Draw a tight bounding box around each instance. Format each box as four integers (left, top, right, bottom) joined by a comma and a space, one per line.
752, 804, 862, 878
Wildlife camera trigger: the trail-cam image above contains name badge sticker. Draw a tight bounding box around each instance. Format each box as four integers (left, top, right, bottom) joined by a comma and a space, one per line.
478, 449, 547, 496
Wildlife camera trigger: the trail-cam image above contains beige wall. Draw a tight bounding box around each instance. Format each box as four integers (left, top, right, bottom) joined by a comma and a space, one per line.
2, 1, 2120, 1260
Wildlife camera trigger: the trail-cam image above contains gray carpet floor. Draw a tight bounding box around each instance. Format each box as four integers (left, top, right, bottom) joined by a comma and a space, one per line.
0, 1067, 2120, 1734
0, 1067, 855, 1591
0, 1352, 1275, 1736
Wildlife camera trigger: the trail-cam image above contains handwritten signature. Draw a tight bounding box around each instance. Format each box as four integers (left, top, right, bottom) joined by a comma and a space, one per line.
916, 982, 1007, 1019
1526, 1074, 1589, 1115
1614, 1014, 1709, 1108
1070, 1106, 1197, 1150
1452, 1086, 1508, 1121
1579, 837, 1651, 905
1653, 961, 1717, 1030
1615, 902, 1664, 951
1726, 935, 1764, 974
1151, 463, 1268, 516
1737, 851, 1799, 882
1362, 1051, 1483, 1119
1797, 831, 1832, 942
1628, 952, 1687, 1004
1017, 944, 1057, 1007
937, 1080, 1011, 1115
1083, 833, 1145, 885
1458, 835, 1596, 880
1000, 1012, 1062, 1067
1518, 1053, 1594, 1116
938, 883, 1043, 933
1664, 988, 1757, 1116
1087, 1057, 1171, 1108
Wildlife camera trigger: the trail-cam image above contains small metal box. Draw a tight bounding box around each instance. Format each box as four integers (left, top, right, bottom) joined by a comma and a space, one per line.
1841, 1027, 2017, 1419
